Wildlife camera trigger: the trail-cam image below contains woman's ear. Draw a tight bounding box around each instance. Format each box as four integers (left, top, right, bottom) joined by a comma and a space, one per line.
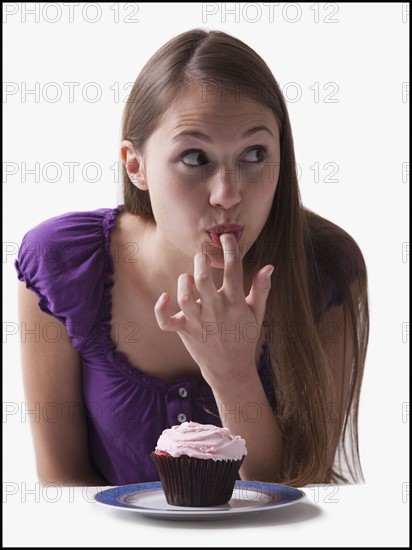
120, 140, 148, 190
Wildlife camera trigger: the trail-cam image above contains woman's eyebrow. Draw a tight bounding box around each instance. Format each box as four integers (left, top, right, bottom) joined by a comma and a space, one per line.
171, 125, 274, 143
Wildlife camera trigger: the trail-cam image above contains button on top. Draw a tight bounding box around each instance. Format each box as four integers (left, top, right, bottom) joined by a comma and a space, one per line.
177, 413, 187, 423
178, 387, 188, 398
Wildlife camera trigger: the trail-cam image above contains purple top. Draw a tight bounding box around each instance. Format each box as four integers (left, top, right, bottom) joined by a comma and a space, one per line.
14, 205, 348, 485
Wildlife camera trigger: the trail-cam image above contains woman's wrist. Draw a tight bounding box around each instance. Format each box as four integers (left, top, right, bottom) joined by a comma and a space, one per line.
203, 361, 259, 396
210, 369, 272, 428
210, 368, 282, 482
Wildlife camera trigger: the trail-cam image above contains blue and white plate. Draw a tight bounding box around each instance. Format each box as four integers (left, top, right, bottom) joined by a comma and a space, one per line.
94, 480, 305, 520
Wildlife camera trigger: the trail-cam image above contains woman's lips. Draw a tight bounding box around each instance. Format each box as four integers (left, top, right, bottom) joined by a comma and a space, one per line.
206, 229, 243, 248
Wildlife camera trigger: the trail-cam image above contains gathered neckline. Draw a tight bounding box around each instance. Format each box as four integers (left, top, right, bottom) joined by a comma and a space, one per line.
99, 205, 267, 393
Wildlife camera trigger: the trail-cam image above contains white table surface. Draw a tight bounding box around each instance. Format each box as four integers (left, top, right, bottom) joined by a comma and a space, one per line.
3, 481, 409, 547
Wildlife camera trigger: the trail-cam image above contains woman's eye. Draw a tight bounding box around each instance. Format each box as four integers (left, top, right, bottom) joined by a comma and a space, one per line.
242, 146, 268, 163
181, 146, 268, 167
181, 150, 208, 166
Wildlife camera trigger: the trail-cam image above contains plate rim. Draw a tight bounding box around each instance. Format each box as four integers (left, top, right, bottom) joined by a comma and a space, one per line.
93, 480, 305, 517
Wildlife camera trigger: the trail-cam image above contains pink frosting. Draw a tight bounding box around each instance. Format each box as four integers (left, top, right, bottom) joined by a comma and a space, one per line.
155, 421, 247, 461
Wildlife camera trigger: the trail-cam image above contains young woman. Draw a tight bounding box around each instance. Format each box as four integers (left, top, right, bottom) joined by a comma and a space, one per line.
16, 29, 369, 487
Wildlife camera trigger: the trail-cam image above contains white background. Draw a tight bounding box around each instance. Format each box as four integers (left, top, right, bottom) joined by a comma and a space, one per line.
3, 2, 409, 547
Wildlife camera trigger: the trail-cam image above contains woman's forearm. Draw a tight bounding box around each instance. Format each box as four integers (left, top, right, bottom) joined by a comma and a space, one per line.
211, 368, 283, 482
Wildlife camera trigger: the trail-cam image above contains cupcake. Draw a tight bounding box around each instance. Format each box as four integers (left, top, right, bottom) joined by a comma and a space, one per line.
150, 421, 247, 507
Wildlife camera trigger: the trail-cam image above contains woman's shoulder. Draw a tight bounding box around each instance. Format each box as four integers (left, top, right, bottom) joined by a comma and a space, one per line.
16, 206, 124, 268
15, 204, 125, 284
303, 208, 368, 312
17, 205, 123, 248
14, 205, 124, 351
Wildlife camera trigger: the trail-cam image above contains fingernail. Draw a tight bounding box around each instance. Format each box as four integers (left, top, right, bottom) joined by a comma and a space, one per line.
265, 266, 275, 278
160, 292, 168, 301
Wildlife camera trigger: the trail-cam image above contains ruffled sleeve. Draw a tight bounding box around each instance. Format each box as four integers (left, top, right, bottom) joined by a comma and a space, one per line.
14, 207, 122, 353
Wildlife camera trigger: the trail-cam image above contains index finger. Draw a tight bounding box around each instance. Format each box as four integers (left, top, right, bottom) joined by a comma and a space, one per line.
219, 232, 244, 303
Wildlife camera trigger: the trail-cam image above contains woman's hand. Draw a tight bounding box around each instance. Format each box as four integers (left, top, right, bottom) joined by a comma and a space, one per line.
154, 233, 274, 390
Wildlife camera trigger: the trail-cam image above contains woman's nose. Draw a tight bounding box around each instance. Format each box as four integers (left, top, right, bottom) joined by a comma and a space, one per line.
208, 163, 242, 209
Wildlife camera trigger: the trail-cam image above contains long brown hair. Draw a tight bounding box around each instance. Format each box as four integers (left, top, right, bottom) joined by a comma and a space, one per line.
121, 29, 369, 486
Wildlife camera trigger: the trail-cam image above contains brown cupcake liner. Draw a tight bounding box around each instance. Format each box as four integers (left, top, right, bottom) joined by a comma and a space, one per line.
150, 452, 244, 507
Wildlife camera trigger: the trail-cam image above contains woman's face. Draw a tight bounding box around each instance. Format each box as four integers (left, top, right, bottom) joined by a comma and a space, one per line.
134, 82, 280, 270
